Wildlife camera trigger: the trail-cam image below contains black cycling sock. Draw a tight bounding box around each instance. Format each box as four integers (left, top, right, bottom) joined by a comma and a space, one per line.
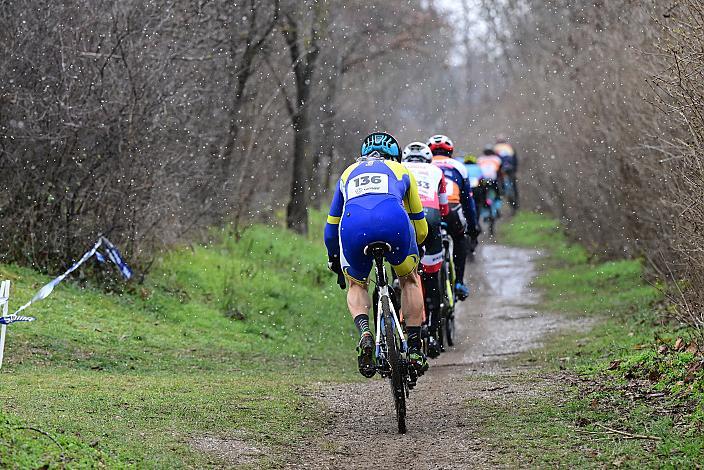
354, 314, 371, 336
422, 271, 441, 335
407, 326, 422, 350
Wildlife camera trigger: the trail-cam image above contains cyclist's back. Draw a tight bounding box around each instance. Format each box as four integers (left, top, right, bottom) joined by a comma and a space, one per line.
477, 154, 502, 181
401, 161, 448, 215
494, 141, 517, 172
326, 157, 427, 283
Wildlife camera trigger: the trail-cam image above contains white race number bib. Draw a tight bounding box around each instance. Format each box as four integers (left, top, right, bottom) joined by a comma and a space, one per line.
346, 173, 389, 199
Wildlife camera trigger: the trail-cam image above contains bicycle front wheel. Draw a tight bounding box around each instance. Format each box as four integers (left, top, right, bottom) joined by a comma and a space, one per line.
382, 295, 406, 434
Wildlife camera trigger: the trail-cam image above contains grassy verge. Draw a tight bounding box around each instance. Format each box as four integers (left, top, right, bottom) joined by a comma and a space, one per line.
0, 221, 352, 467
481, 212, 704, 467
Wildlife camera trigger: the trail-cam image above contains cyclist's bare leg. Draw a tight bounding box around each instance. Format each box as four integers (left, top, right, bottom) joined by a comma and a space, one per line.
347, 281, 370, 320
348, 281, 376, 378
400, 270, 428, 374
399, 270, 423, 327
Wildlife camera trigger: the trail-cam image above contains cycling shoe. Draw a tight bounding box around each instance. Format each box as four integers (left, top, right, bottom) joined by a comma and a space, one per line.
407, 348, 429, 376
455, 282, 470, 301
357, 332, 376, 378
427, 336, 441, 359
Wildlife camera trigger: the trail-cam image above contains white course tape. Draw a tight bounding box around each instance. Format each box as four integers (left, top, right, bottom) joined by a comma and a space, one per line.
0, 237, 132, 369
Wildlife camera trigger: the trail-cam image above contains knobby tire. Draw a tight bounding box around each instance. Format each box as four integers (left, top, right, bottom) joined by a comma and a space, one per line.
446, 309, 455, 347
442, 259, 456, 348
382, 295, 406, 434
438, 266, 449, 350
444, 273, 455, 347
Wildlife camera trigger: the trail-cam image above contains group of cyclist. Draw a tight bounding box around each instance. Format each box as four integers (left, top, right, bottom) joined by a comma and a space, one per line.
324, 131, 518, 381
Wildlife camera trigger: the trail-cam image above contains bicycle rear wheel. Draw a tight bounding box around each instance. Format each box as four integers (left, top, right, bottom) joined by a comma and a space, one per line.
382, 295, 406, 434
443, 270, 455, 347
446, 310, 455, 347
437, 263, 450, 350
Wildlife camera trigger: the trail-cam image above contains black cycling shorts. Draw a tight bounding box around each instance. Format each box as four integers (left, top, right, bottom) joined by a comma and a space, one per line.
443, 203, 467, 238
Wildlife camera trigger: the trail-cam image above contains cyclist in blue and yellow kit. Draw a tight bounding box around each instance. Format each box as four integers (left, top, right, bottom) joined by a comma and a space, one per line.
324, 132, 429, 379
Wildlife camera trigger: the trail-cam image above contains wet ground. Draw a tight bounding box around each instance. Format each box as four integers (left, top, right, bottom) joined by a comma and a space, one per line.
284, 243, 588, 469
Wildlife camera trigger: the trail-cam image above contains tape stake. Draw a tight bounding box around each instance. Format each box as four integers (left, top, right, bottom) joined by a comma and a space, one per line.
0, 280, 9, 369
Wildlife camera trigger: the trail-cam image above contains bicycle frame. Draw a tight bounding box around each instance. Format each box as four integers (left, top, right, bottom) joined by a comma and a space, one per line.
372, 252, 407, 361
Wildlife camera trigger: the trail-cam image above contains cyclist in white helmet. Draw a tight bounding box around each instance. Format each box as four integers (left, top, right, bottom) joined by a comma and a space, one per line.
402, 142, 449, 358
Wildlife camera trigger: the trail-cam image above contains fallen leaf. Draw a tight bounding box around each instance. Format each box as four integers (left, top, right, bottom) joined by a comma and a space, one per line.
684, 360, 704, 383
658, 345, 668, 355
608, 360, 622, 370
674, 337, 686, 352
686, 340, 699, 354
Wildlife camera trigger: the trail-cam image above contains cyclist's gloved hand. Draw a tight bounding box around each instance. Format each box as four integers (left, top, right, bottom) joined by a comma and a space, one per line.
327, 254, 342, 275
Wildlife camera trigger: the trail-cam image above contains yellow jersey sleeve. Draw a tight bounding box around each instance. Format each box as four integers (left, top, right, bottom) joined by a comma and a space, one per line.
404, 170, 428, 245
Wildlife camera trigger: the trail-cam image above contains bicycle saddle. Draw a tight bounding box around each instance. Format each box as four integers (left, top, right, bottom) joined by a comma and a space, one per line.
364, 242, 392, 256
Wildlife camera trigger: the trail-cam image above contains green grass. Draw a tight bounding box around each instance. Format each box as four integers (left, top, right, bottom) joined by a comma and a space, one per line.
0, 224, 354, 467
483, 212, 704, 467
499, 211, 588, 265
470, 372, 701, 468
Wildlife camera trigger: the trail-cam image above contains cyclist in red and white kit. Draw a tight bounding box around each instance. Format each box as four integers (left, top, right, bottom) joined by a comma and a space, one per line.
402, 142, 449, 358
428, 134, 479, 301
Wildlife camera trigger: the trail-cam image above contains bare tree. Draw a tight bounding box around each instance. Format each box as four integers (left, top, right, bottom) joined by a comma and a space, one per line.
219, 0, 280, 175
277, 1, 324, 234
0, 0, 455, 272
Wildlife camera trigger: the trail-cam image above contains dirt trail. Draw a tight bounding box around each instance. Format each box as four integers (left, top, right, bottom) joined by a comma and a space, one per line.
284, 244, 584, 469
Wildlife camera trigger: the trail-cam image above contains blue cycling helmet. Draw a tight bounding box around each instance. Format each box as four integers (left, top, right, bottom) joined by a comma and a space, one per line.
360, 132, 401, 162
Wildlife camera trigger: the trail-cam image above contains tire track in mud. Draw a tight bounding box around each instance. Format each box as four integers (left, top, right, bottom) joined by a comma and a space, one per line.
284, 243, 588, 469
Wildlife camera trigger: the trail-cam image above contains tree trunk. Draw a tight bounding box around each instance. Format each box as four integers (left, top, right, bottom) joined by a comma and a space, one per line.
286, 112, 311, 234
281, 4, 323, 233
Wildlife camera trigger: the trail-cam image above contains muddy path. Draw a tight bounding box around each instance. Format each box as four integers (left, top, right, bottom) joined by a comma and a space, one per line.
284, 244, 585, 469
